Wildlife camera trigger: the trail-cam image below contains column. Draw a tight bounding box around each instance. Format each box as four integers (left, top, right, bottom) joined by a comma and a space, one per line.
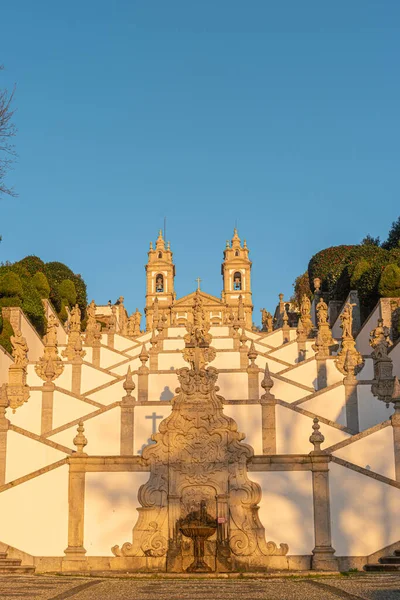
138, 368, 149, 403
311, 455, 338, 571
41, 381, 55, 434
316, 358, 328, 390
343, 375, 359, 433
92, 342, 101, 368
261, 397, 277, 454
107, 331, 115, 349
63, 458, 87, 570
391, 392, 400, 481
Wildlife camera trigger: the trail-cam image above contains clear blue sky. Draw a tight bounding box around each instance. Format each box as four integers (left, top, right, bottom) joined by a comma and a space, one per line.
1, 1, 399, 322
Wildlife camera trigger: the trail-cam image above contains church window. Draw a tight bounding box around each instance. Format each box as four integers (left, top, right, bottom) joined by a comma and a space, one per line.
158, 252, 163, 259
156, 274, 164, 293
235, 250, 239, 256
233, 272, 242, 291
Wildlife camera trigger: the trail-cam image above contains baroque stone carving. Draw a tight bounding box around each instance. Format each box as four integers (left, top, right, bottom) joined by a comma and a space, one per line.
299, 294, 313, 338
63, 305, 86, 361
8, 329, 30, 412
312, 298, 336, 359
261, 309, 273, 333
335, 302, 364, 376
85, 300, 97, 346
182, 290, 216, 370
112, 316, 288, 571
35, 316, 64, 382
370, 318, 394, 404
10, 329, 28, 368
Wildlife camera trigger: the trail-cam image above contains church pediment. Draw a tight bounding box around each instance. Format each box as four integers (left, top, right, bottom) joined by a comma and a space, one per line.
173, 291, 225, 308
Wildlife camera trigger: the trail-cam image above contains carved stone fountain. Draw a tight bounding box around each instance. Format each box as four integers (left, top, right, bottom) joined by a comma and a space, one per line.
112, 290, 288, 572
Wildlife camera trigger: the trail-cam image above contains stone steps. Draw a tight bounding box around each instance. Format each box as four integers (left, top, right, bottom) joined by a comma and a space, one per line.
0, 555, 35, 574
364, 550, 400, 571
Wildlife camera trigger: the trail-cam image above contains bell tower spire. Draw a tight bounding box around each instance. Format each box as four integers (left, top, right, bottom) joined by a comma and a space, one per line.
221, 229, 253, 328
145, 230, 175, 330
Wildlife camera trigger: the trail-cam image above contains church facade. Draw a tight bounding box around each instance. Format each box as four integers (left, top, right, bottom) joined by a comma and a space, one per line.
0, 230, 400, 575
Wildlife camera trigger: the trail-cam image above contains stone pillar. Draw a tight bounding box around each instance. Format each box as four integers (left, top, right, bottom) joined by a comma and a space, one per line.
63, 423, 88, 571
297, 319, 307, 362
282, 309, 290, 344
138, 345, 149, 403
149, 330, 159, 370
92, 325, 101, 368
316, 358, 328, 390
247, 341, 259, 400
71, 357, 83, 396
0, 385, 9, 485
107, 331, 115, 349
342, 351, 360, 433
239, 330, 248, 369
120, 368, 136, 455
41, 381, 55, 434
309, 418, 338, 571
260, 364, 277, 454
391, 381, 400, 481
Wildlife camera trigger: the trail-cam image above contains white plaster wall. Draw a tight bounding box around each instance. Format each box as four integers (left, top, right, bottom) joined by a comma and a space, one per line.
252, 471, 314, 555
20, 313, 43, 362
84, 472, 149, 555
7, 391, 42, 435
6, 431, 66, 482
212, 352, 240, 370
276, 405, 349, 454
52, 391, 96, 429
270, 378, 308, 403
26, 363, 44, 387
356, 303, 380, 355
158, 352, 186, 371
326, 359, 344, 386
134, 405, 172, 455
267, 343, 298, 365
210, 327, 229, 337
163, 339, 185, 351
217, 373, 248, 400
282, 361, 317, 390
0, 464, 68, 555
330, 462, 400, 556
300, 386, 347, 426
80, 365, 116, 395
334, 425, 395, 479
257, 358, 286, 375
100, 347, 130, 370
50, 407, 121, 455
112, 357, 141, 376
54, 363, 72, 391
0, 347, 12, 385
224, 405, 262, 454
357, 358, 373, 381
357, 385, 393, 431
213, 338, 233, 350
259, 331, 285, 348
148, 373, 177, 401
113, 335, 136, 352
87, 377, 130, 405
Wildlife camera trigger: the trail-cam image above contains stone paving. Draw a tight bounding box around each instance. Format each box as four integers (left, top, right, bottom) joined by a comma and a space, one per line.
1, 574, 400, 600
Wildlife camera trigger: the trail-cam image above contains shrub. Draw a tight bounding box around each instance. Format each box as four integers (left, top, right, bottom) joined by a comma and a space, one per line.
32, 272, 50, 299
292, 271, 311, 307
45, 262, 87, 318
58, 279, 77, 306
382, 216, 400, 250
14, 255, 45, 276
350, 259, 371, 288
378, 264, 400, 297
21, 278, 46, 336
0, 297, 22, 308
0, 272, 23, 298
59, 301, 69, 323
308, 245, 355, 295
0, 317, 14, 354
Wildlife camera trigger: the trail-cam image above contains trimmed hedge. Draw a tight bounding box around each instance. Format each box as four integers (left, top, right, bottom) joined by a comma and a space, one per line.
58, 279, 77, 306
45, 262, 87, 318
21, 277, 47, 336
32, 272, 50, 299
14, 255, 45, 277
0, 317, 14, 355
379, 264, 400, 297
0, 272, 23, 298
308, 245, 355, 295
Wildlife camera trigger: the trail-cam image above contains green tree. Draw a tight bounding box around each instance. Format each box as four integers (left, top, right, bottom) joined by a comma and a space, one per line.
382, 217, 400, 250
0, 65, 16, 198
57, 279, 77, 306
32, 272, 50, 298
378, 264, 400, 297
361, 234, 380, 246
0, 271, 23, 297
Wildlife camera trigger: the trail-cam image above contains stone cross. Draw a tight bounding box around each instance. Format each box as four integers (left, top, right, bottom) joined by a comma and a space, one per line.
146, 412, 163, 435
195, 277, 202, 291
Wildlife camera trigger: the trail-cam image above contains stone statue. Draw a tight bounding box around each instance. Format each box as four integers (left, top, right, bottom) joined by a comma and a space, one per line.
339, 303, 356, 339
299, 294, 313, 337
85, 300, 98, 346
10, 329, 28, 368
69, 304, 81, 332
109, 305, 117, 332
35, 316, 64, 382
62, 304, 85, 361
370, 318, 392, 357
45, 315, 59, 347
316, 298, 328, 326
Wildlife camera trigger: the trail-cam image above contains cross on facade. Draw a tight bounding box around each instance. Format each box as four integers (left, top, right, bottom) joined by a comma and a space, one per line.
195, 277, 202, 291
145, 412, 163, 434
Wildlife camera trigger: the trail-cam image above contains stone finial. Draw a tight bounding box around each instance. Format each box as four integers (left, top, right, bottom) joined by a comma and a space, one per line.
240, 328, 248, 348
123, 366, 135, 397
314, 278, 321, 293
139, 344, 149, 368
279, 293, 284, 303
73, 421, 88, 456
309, 418, 324, 453
247, 340, 258, 368
261, 363, 274, 399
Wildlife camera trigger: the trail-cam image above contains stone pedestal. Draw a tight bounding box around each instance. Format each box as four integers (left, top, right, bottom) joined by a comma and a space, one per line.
63, 458, 87, 571
282, 324, 290, 344
138, 368, 149, 403
7, 365, 30, 412
41, 381, 55, 434
71, 358, 83, 396
149, 348, 158, 370
297, 340, 307, 362
239, 347, 248, 369
311, 455, 338, 571
344, 377, 359, 433
247, 367, 259, 400
261, 397, 277, 454
316, 358, 328, 390
107, 332, 115, 349
120, 397, 135, 455
92, 342, 101, 368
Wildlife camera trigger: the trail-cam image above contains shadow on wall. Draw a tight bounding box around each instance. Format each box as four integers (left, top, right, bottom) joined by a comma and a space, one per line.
160, 386, 174, 401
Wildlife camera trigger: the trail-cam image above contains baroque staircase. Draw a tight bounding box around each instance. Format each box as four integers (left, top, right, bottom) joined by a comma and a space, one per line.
364, 550, 400, 572
0, 551, 35, 574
